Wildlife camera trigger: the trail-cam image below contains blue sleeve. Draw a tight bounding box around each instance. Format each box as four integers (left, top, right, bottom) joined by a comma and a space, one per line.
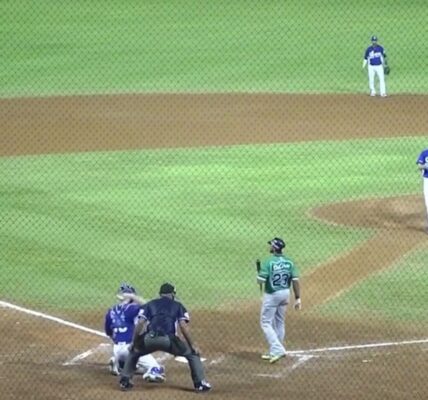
104, 310, 112, 337
364, 47, 370, 59
417, 151, 427, 164
126, 304, 142, 320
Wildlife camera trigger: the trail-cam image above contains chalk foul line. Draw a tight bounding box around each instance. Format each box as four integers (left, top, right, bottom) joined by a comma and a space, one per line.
2, 300, 428, 364
287, 338, 428, 355
0, 300, 107, 338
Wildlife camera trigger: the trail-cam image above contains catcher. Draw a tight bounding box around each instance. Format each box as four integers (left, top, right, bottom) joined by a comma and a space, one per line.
104, 283, 165, 382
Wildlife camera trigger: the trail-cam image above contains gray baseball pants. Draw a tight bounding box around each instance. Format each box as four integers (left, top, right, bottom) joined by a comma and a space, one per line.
260, 289, 290, 356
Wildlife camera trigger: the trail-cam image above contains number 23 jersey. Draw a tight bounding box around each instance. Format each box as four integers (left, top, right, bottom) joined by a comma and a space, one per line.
258, 255, 299, 294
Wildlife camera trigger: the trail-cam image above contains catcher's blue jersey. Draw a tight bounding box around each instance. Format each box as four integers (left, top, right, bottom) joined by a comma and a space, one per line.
104, 303, 141, 344
417, 149, 428, 178
364, 45, 386, 66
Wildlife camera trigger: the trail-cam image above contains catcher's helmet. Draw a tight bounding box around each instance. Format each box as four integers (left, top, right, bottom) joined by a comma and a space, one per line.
118, 282, 136, 295
268, 237, 286, 251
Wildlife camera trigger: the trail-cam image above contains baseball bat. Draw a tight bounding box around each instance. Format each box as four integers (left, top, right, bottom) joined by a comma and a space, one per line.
256, 259, 263, 294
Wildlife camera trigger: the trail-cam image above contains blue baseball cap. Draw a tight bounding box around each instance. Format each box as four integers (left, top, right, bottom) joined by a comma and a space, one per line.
371, 35, 378, 42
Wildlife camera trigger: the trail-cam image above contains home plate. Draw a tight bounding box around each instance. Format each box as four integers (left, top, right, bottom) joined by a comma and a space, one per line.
175, 356, 206, 363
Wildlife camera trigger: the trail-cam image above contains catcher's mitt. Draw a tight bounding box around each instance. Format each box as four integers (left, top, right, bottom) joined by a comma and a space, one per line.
384, 65, 391, 75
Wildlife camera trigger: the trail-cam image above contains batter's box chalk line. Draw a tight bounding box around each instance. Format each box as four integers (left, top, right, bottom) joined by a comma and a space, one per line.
63, 344, 110, 366
254, 355, 315, 379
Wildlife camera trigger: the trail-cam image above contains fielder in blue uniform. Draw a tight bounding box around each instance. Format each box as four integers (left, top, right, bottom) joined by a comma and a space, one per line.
416, 149, 428, 232
104, 283, 165, 382
119, 283, 211, 393
363, 35, 388, 97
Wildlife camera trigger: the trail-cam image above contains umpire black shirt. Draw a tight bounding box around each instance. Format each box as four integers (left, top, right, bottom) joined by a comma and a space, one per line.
140, 297, 190, 336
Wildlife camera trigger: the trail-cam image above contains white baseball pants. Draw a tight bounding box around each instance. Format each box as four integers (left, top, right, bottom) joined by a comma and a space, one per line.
368, 64, 386, 96
112, 342, 160, 371
260, 289, 290, 356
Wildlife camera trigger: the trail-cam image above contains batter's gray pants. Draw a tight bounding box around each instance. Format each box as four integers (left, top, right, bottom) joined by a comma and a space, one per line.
260, 289, 290, 356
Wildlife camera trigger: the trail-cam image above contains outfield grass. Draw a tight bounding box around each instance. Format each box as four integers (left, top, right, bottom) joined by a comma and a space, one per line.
0, 136, 425, 312
1, 0, 428, 97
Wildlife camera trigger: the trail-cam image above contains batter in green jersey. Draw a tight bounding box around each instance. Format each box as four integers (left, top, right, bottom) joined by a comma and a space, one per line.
257, 237, 301, 363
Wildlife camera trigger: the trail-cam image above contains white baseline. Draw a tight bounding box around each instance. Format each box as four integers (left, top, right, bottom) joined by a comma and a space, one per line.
2, 300, 428, 358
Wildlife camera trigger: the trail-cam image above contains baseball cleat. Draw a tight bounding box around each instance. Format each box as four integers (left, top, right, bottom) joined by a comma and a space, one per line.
194, 380, 212, 393
261, 354, 272, 360
143, 366, 166, 383
119, 377, 134, 391
269, 354, 286, 364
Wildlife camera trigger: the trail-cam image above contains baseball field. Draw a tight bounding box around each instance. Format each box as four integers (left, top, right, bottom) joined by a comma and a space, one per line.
1, 1, 428, 399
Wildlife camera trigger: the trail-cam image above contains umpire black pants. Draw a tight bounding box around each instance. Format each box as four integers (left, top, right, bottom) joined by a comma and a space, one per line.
122, 332, 206, 385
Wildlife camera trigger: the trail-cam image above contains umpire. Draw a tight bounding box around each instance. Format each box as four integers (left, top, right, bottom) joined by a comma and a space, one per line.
119, 283, 212, 393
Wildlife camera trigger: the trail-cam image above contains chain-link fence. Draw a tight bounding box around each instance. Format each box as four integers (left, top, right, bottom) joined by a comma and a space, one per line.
1, 1, 428, 399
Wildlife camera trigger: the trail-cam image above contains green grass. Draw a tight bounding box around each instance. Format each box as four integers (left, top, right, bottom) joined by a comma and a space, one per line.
0, 136, 425, 312
317, 249, 428, 324
1, 0, 428, 97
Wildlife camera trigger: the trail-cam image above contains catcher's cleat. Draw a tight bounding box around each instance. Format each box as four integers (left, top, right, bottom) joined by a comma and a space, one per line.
261, 354, 272, 361
269, 354, 286, 364
143, 366, 165, 383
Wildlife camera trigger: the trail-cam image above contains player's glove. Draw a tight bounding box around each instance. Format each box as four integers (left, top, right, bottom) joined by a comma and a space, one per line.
384, 65, 390, 75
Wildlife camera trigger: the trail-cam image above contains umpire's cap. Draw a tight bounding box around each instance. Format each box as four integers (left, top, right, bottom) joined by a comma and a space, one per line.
268, 237, 286, 251
159, 283, 176, 295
